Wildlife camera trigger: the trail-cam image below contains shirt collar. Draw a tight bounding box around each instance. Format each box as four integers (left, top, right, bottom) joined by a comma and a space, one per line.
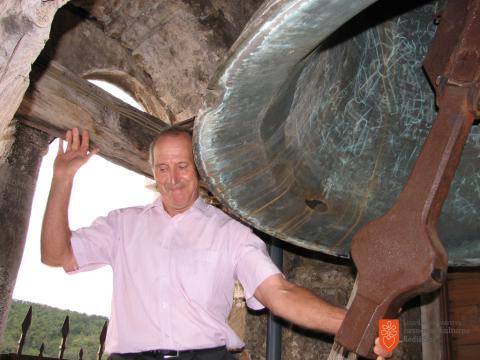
141, 196, 207, 215
191, 196, 208, 212
140, 196, 163, 214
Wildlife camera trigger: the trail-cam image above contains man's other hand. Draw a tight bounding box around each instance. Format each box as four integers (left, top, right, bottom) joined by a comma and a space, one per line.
374, 337, 393, 359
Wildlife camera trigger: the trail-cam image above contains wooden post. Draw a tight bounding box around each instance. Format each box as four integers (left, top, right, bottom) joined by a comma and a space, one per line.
421, 286, 452, 359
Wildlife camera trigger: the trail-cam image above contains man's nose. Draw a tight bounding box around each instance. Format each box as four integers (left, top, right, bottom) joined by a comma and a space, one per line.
169, 168, 180, 184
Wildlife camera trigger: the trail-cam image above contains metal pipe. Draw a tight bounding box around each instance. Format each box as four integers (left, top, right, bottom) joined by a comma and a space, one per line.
267, 238, 283, 360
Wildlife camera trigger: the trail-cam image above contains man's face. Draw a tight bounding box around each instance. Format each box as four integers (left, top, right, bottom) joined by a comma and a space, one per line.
152, 133, 199, 216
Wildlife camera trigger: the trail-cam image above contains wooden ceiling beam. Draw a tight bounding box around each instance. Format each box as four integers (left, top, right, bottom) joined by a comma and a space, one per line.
16, 59, 171, 178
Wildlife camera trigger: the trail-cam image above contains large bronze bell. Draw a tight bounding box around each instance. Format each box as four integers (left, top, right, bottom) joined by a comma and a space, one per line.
193, 0, 480, 267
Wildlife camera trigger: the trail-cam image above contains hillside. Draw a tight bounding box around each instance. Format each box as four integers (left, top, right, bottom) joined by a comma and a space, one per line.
0, 300, 108, 360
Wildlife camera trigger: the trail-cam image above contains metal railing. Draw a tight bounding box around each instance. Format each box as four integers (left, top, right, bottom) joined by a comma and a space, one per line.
0, 306, 108, 360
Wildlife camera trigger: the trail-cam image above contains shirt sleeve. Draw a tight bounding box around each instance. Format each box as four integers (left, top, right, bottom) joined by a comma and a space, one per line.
232, 222, 281, 310
68, 210, 119, 274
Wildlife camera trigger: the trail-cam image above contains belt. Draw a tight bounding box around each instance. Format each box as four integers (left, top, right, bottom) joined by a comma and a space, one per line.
142, 345, 226, 358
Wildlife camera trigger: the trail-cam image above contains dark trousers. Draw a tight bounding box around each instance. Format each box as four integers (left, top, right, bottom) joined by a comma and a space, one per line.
108, 347, 235, 360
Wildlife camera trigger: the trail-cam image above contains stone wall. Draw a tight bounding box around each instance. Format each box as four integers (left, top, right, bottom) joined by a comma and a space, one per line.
43, 0, 264, 123
0, 0, 67, 137
0, 123, 49, 339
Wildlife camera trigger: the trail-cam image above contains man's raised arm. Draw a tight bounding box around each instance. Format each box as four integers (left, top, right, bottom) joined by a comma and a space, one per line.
41, 128, 96, 272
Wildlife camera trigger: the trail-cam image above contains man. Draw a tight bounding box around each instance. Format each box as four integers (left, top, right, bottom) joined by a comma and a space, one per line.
41, 127, 391, 359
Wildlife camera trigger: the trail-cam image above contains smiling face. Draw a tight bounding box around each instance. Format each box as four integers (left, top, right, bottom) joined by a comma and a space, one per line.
152, 132, 199, 216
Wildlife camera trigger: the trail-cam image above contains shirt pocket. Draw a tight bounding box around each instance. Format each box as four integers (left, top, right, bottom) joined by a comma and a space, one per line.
171, 249, 229, 307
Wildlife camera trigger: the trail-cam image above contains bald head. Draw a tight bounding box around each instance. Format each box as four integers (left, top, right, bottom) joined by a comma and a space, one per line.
149, 127, 193, 167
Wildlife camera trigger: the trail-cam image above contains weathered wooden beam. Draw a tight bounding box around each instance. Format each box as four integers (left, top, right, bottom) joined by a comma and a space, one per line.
174, 116, 195, 130
17, 59, 170, 178
0, 0, 67, 139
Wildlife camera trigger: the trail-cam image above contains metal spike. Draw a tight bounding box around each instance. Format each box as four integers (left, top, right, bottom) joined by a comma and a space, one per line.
39, 343, 45, 357
79, 348, 84, 360
58, 315, 69, 359
17, 306, 32, 356
97, 320, 108, 360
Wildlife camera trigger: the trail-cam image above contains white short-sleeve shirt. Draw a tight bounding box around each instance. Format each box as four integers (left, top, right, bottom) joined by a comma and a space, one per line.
69, 197, 281, 353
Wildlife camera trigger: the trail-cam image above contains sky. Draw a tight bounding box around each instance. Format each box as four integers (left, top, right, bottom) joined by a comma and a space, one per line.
12, 81, 156, 317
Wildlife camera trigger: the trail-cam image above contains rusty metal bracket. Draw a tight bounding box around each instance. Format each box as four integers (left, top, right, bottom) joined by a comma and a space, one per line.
424, 0, 480, 115
335, 0, 479, 357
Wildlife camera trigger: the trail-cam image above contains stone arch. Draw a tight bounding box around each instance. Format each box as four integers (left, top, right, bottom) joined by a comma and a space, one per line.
82, 69, 174, 125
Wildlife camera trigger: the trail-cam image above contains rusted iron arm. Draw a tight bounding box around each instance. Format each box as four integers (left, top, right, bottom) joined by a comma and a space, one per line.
336, 87, 474, 358
335, 0, 480, 357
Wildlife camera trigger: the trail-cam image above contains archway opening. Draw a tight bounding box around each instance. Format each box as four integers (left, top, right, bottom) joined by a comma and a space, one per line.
87, 79, 146, 112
